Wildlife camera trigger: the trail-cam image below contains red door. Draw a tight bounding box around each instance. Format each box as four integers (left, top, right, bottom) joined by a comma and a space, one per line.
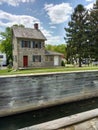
23, 56, 28, 67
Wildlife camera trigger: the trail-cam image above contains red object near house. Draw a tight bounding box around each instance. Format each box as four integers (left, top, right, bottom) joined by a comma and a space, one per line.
23, 56, 28, 67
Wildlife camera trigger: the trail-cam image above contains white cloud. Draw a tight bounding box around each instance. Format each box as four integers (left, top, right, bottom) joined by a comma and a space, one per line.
85, 2, 94, 9
50, 26, 56, 29
0, 10, 62, 44
44, 3, 73, 24
46, 36, 63, 45
40, 26, 64, 45
86, 0, 94, 2
85, 0, 96, 9
0, 0, 35, 6
0, 10, 39, 27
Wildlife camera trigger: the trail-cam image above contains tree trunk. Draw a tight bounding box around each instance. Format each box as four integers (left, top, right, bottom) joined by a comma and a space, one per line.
79, 57, 82, 67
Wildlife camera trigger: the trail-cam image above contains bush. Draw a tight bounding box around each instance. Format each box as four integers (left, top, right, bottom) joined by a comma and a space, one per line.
61, 60, 65, 66
7, 64, 12, 72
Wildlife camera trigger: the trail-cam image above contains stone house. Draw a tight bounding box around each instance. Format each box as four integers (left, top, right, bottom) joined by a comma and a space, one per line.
12, 24, 63, 69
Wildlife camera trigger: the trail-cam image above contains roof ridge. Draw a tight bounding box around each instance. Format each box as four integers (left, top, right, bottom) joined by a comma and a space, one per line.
12, 26, 47, 40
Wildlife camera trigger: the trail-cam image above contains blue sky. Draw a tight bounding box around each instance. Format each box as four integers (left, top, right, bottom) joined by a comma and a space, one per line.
0, 0, 96, 45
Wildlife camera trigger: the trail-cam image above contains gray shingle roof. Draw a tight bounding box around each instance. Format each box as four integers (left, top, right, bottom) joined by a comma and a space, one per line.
45, 50, 63, 56
12, 26, 47, 40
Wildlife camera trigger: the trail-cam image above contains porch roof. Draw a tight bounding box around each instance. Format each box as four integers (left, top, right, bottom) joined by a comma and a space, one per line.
45, 50, 63, 56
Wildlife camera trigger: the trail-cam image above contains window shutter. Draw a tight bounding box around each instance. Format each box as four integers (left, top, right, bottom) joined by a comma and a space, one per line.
21, 40, 24, 48
33, 41, 35, 48
29, 41, 31, 48
39, 42, 41, 48
33, 55, 35, 62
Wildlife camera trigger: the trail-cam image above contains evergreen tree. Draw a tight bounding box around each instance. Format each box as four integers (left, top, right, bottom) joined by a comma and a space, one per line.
88, 0, 98, 60
65, 4, 88, 67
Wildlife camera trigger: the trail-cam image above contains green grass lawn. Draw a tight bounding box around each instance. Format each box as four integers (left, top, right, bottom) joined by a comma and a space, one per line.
0, 65, 98, 76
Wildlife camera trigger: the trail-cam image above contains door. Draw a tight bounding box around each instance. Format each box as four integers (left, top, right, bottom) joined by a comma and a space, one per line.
54, 56, 59, 66
23, 56, 28, 67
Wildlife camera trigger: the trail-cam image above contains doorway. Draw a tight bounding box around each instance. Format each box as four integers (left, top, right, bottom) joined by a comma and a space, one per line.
54, 56, 59, 66
23, 56, 28, 67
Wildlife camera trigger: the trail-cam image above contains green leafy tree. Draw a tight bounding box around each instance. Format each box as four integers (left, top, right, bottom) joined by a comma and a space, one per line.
45, 44, 66, 57
0, 24, 24, 65
65, 4, 89, 67
45, 44, 54, 51
0, 27, 12, 65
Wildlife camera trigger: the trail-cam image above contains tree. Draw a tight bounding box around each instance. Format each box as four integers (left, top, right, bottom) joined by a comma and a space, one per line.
0, 24, 24, 65
0, 27, 12, 65
65, 4, 89, 67
88, 0, 98, 60
45, 44, 66, 57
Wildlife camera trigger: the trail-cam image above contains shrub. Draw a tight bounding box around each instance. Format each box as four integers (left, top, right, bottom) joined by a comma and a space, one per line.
7, 64, 12, 72
61, 60, 65, 66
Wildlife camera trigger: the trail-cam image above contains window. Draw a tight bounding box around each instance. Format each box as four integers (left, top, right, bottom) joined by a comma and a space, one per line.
33, 55, 41, 62
39, 42, 41, 48
0, 55, 3, 58
50, 57, 53, 61
45, 56, 48, 61
32, 41, 42, 49
21, 40, 31, 48
45, 56, 53, 61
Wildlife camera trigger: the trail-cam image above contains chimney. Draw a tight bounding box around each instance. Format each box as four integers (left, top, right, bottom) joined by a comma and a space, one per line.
34, 23, 38, 30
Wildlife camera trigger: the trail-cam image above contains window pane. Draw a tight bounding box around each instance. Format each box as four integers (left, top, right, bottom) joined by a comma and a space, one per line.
35, 56, 38, 62
45, 56, 48, 61
50, 56, 53, 61
29, 41, 31, 48
21, 40, 24, 48
39, 42, 41, 48
25, 41, 28, 47
33, 41, 35, 48
0, 55, 3, 58
21, 40, 31, 48
33, 55, 41, 62
35, 42, 38, 48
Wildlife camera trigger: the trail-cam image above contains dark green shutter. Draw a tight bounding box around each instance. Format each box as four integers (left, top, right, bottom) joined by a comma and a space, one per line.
33, 55, 35, 62
29, 41, 31, 48
33, 41, 35, 48
21, 40, 24, 48
39, 42, 41, 48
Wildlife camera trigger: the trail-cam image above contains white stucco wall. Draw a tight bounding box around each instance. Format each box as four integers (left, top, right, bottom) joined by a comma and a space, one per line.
54, 56, 59, 66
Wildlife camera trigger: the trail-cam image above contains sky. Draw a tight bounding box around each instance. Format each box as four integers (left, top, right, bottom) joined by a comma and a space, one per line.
0, 0, 96, 45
